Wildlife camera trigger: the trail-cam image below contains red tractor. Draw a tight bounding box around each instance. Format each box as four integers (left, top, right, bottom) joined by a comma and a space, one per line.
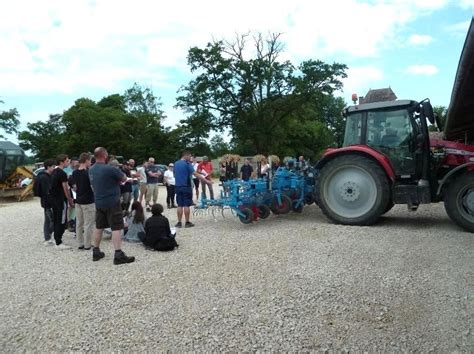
315, 19, 474, 232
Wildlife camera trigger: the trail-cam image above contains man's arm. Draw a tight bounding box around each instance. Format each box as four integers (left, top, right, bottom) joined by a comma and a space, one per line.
193, 171, 212, 185
114, 168, 127, 184
62, 181, 74, 207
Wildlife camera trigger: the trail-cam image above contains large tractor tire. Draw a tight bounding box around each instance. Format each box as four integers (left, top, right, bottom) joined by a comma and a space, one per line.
316, 155, 390, 225
444, 172, 474, 233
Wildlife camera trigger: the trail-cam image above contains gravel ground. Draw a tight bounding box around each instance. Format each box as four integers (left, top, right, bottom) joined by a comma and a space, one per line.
0, 183, 472, 352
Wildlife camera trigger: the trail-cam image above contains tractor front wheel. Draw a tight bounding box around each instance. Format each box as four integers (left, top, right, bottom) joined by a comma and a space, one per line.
444, 173, 474, 233
316, 155, 390, 225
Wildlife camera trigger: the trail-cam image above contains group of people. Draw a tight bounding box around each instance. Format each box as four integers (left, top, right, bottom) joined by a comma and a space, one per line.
35, 148, 214, 264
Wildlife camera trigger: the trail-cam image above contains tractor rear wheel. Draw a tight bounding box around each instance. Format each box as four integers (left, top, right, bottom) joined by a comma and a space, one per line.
444, 173, 474, 232
238, 208, 254, 224
316, 155, 390, 225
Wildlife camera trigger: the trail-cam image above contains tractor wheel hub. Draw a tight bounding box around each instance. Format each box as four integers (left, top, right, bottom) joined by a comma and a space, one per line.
463, 189, 474, 213
340, 181, 360, 202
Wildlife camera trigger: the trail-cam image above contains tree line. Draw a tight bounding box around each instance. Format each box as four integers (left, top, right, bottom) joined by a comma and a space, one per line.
4, 33, 359, 162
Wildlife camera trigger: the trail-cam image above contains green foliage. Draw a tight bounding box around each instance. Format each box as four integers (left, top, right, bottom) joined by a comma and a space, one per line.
18, 114, 65, 160
429, 105, 447, 132
210, 135, 230, 158
176, 33, 347, 158
17, 84, 180, 163
0, 100, 20, 138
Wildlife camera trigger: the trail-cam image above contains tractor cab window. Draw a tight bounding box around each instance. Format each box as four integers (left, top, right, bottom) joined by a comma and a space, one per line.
367, 109, 415, 176
343, 113, 362, 146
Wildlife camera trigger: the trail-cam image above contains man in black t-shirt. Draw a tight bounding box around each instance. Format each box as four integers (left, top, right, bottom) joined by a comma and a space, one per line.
240, 159, 254, 181
50, 154, 74, 249
120, 162, 133, 211
71, 152, 95, 250
36, 159, 56, 245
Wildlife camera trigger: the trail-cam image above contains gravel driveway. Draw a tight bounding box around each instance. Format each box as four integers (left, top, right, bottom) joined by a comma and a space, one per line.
0, 185, 472, 352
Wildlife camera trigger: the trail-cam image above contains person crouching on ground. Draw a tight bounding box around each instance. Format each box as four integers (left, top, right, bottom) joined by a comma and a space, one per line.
88, 147, 135, 265
143, 204, 178, 251
123, 201, 145, 243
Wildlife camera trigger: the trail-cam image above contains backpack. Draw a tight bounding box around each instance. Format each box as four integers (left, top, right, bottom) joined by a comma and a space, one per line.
33, 175, 42, 197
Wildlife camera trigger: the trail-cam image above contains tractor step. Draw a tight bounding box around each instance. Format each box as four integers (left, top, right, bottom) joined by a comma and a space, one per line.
393, 184, 431, 205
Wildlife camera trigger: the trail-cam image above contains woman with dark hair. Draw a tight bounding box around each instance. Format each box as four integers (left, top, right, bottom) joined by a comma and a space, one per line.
123, 201, 145, 243
143, 204, 178, 251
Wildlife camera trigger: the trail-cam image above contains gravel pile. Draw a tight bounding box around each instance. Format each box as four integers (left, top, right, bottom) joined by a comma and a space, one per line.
0, 184, 472, 351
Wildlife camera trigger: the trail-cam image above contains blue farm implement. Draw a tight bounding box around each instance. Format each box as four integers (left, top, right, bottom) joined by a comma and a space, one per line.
193, 163, 318, 224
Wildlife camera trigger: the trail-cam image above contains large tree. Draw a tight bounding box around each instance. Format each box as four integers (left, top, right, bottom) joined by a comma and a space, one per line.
18, 84, 176, 162
18, 114, 66, 160
176, 33, 347, 159
0, 100, 20, 139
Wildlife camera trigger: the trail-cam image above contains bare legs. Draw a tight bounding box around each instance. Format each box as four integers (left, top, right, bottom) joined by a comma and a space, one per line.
177, 206, 190, 223
93, 228, 122, 250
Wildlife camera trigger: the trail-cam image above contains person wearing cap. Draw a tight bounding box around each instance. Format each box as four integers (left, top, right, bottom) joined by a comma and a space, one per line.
164, 163, 176, 209
197, 156, 214, 200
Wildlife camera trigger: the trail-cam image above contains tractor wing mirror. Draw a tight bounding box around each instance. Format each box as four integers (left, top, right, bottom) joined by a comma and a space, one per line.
420, 100, 435, 124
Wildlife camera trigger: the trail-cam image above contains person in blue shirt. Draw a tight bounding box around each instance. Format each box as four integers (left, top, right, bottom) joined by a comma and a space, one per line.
173, 150, 210, 228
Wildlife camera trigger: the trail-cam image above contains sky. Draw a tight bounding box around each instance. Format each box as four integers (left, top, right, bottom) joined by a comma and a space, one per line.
0, 0, 473, 143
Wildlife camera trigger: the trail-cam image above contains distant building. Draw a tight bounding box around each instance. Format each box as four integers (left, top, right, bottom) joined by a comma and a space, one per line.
359, 87, 397, 104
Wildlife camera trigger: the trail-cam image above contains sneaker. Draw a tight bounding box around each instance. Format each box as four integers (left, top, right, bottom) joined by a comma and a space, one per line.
78, 245, 85, 250
55, 243, 72, 250
93, 249, 105, 262
175, 222, 182, 228
113, 251, 135, 265
43, 240, 53, 246
185, 221, 195, 228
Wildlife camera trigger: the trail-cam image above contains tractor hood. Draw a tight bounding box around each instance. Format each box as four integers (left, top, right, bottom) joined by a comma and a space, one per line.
444, 18, 474, 142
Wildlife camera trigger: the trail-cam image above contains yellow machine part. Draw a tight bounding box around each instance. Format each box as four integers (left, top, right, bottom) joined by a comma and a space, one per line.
0, 166, 34, 201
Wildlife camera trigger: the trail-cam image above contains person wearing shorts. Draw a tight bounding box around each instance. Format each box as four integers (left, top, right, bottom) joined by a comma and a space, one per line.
173, 151, 210, 228
89, 147, 135, 265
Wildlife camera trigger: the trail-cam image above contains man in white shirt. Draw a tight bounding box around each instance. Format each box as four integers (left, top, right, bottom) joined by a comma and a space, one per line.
164, 163, 176, 208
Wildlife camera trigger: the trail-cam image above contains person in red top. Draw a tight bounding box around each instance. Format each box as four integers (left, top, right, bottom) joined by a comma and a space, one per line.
197, 156, 214, 200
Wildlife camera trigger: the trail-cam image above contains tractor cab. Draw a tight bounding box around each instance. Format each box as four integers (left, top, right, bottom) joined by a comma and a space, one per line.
343, 100, 419, 178
0, 141, 26, 182
342, 99, 435, 183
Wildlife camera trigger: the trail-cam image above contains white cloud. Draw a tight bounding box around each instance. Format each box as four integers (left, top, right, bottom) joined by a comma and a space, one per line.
445, 20, 472, 36
341, 66, 384, 99
459, 0, 474, 8
408, 34, 433, 45
0, 0, 454, 97
405, 64, 439, 75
